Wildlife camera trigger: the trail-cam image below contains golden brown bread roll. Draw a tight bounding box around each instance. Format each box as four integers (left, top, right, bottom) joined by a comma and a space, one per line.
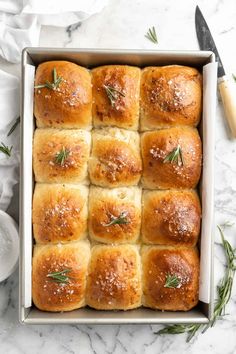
141, 127, 202, 189
33, 128, 91, 184
142, 189, 201, 246
140, 65, 202, 131
89, 128, 142, 187
86, 244, 142, 310
89, 186, 141, 244
33, 183, 88, 244
32, 241, 90, 312
142, 246, 199, 311
34, 61, 92, 129
92, 65, 141, 130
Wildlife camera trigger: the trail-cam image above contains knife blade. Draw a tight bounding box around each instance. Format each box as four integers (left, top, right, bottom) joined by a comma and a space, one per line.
195, 5, 225, 78
195, 5, 236, 138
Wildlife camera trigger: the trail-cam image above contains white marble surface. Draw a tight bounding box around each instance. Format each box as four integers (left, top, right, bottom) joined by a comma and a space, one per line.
1, 0, 236, 353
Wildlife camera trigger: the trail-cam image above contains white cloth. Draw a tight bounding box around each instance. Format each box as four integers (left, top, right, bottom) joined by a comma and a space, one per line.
0, 69, 20, 210
0, 0, 108, 62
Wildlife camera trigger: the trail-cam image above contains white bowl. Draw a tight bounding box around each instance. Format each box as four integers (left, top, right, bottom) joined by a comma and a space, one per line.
0, 210, 19, 282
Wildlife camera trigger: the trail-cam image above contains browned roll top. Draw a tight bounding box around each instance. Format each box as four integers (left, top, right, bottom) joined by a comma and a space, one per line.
142, 246, 199, 311
34, 61, 92, 129
141, 126, 202, 189
89, 186, 141, 244
92, 65, 141, 130
89, 128, 142, 187
32, 241, 90, 312
142, 189, 201, 246
140, 65, 202, 130
33, 128, 91, 184
86, 244, 142, 310
33, 184, 88, 244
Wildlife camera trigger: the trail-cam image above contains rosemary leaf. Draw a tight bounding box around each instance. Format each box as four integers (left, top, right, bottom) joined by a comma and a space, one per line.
145, 26, 158, 44
53, 67, 57, 83
0, 142, 13, 157
34, 68, 63, 90
7, 117, 20, 137
47, 269, 72, 284
163, 145, 184, 166
55, 146, 70, 166
103, 85, 125, 107
220, 220, 235, 229
34, 84, 47, 89
232, 74, 236, 82
156, 224, 236, 342
164, 273, 181, 289
104, 211, 129, 227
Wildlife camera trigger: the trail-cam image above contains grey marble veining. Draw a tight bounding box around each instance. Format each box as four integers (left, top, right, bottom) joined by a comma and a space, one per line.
1, 0, 236, 353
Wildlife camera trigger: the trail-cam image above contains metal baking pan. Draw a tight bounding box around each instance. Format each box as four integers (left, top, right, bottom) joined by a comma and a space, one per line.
19, 48, 216, 324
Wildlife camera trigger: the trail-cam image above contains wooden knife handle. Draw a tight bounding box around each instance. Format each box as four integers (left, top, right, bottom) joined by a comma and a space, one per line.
218, 75, 236, 138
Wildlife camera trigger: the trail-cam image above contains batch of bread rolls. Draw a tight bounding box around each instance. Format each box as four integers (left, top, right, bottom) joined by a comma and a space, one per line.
32, 61, 202, 312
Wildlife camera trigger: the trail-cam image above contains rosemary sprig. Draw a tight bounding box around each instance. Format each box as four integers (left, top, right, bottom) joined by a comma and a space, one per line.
47, 269, 72, 284
7, 117, 20, 137
55, 146, 70, 166
35, 68, 63, 90
163, 145, 184, 166
145, 26, 158, 44
164, 273, 181, 289
0, 142, 13, 157
103, 84, 125, 107
156, 223, 236, 342
104, 211, 129, 227
232, 74, 236, 82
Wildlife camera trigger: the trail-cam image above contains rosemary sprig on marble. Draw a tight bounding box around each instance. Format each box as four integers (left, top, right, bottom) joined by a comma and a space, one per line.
104, 211, 129, 227
164, 273, 181, 289
55, 146, 70, 166
0, 142, 13, 157
47, 269, 72, 284
156, 223, 236, 342
34, 68, 63, 90
145, 26, 158, 44
7, 117, 20, 137
163, 145, 184, 166
103, 84, 125, 107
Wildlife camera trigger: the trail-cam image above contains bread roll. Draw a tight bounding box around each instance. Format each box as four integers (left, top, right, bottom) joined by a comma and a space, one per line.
89, 128, 142, 187
142, 189, 201, 246
140, 65, 202, 131
33, 183, 88, 244
141, 127, 202, 189
32, 241, 90, 312
86, 244, 142, 310
142, 246, 199, 311
89, 186, 141, 244
33, 128, 91, 184
92, 65, 141, 130
34, 61, 92, 129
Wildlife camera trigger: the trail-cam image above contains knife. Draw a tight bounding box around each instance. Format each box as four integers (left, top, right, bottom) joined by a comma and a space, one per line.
195, 5, 236, 138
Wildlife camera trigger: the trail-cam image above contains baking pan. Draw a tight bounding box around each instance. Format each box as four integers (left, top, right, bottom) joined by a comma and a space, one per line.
19, 48, 217, 324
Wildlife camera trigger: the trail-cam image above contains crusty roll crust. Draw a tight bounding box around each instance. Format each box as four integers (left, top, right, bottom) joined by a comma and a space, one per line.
34, 61, 92, 129
89, 186, 141, 244
141, 127, 202, 189
86, 244, 142, 310
89, 128, 142, 187
142, 189, 201, 246
33, 183, 88, 244
142, 246, 199, 311
140, 65, 202, 131
92, 65, 141, 130
32, 241, 90, 312
33, 128, 91, 184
